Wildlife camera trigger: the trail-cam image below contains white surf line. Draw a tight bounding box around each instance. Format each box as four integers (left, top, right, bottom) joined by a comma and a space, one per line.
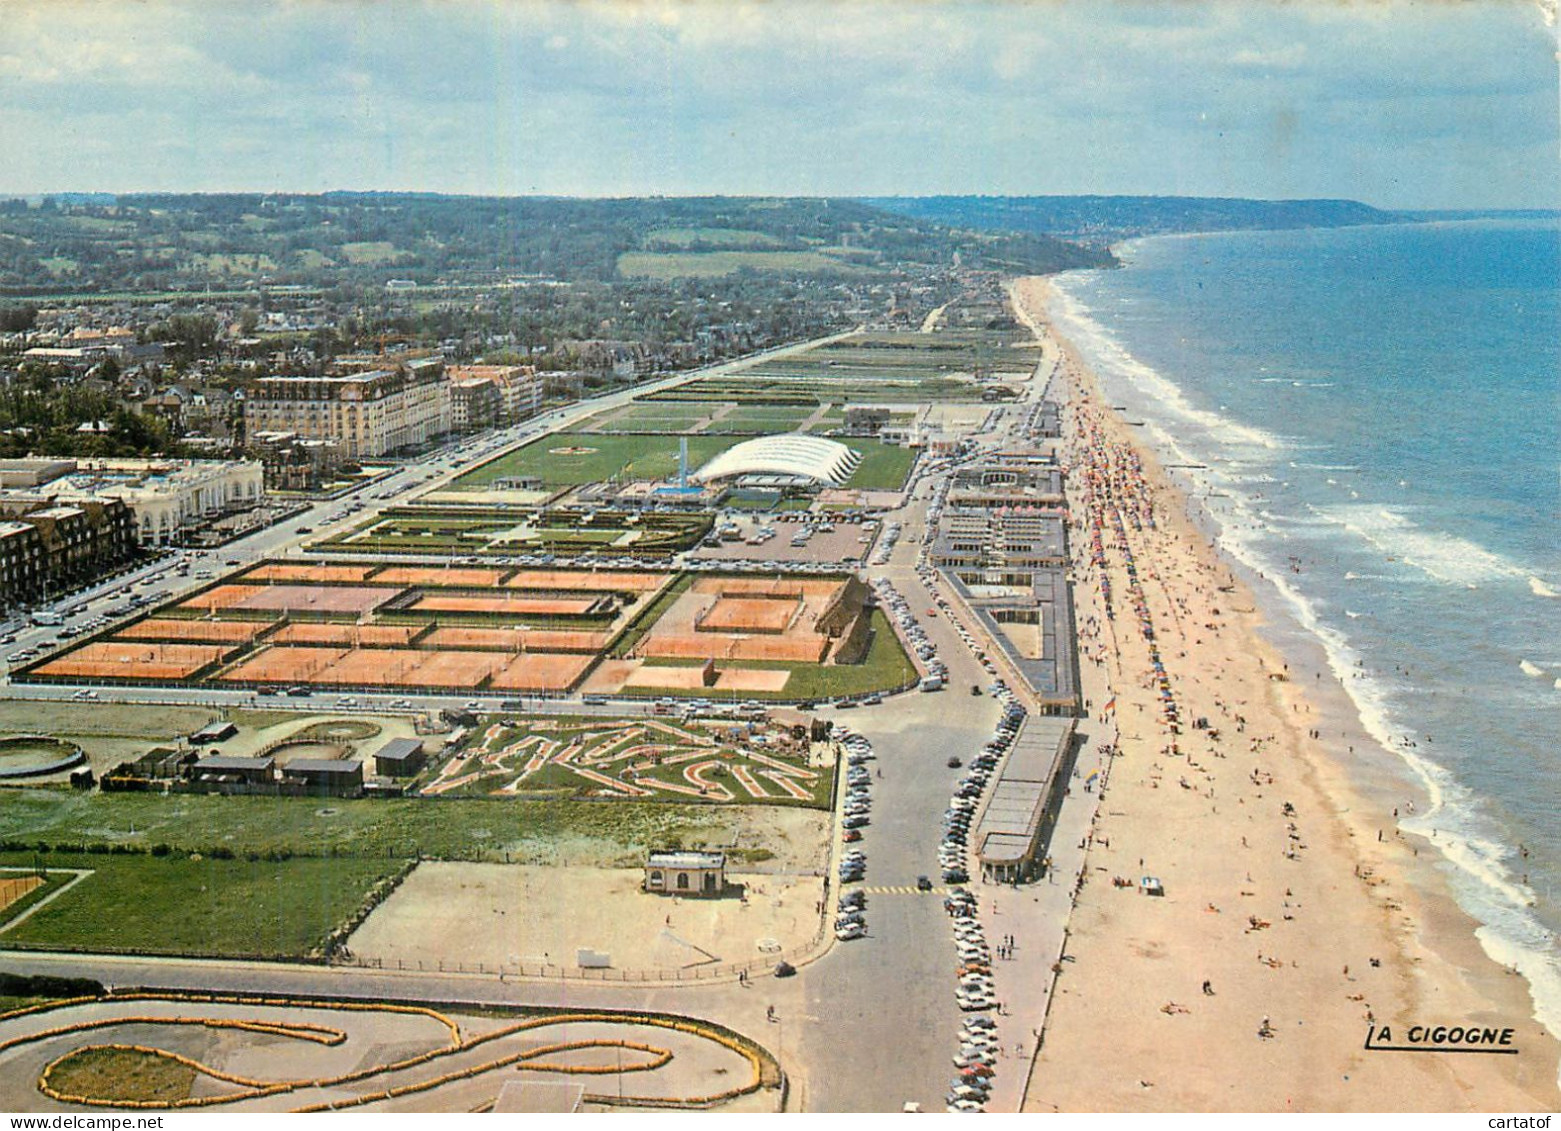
0, 867, 94, 935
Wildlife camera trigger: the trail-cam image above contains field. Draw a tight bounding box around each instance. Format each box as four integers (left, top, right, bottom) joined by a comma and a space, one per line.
417, 716, 824, 804
642, 374, 982, 403
582, 401, 718, 432
337, 240, 406, 264
644, 226, 786, 248
451, 433, 737, 489
702, 404, 823, 434
629, 327, 1041, 407
319, 507, 711, 557
616, 249, 870, 279
581, 400, 833, 436
0, 790, 780, 867
451, 432, 912, 491
0, 851, 399, 958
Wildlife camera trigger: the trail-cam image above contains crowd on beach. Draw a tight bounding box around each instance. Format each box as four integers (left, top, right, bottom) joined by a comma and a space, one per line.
1007, 276, 1558, 1113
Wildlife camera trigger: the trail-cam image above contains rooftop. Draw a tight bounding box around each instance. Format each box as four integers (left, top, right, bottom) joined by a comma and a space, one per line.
693, 434, 860, 487
647, 851, 726, 870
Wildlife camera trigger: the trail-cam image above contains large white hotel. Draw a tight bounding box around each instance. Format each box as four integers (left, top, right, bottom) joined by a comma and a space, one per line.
244, 360, 450, 460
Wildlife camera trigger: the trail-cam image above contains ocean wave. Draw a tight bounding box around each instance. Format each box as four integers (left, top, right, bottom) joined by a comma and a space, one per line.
1048, 282, 1288, 454
1220, 509, 1561, 1070
1308, 504, 1527, 587
1531, 577, 1559, 598
1398, 788, 1561, 1051
1520, 659, 1546, 678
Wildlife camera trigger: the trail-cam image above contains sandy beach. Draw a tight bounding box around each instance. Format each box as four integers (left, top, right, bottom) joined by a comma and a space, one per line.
1011, 276, 1561, 1111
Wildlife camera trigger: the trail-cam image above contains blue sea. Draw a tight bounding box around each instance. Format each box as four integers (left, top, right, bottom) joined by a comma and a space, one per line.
1049, 219, 1561, 1041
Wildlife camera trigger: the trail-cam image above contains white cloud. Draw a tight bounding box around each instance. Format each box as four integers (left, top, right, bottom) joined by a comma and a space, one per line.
1230, 44, 1308, 70
0, 0, 1552, 206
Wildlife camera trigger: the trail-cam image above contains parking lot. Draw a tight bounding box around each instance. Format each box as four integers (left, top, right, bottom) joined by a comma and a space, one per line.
684, 513, 882, 567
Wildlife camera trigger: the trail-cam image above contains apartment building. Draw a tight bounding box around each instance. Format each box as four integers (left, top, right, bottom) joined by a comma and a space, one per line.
0, 495, 137, 607
445, 364, 541, 423
245, 363, 451, 459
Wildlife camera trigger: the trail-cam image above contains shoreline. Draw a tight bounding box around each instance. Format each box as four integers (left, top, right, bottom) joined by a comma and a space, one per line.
1011, 275, 1561, 1111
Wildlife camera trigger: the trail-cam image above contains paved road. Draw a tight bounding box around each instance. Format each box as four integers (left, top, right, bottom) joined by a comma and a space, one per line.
0, 324, 1108, 1113
801, 694, 999, 1112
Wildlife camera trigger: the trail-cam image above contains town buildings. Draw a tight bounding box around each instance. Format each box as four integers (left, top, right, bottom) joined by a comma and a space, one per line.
0, 457, 264, 546
244, 363, 451, 459
445, 364, 542, 423
0, 494, 137, 609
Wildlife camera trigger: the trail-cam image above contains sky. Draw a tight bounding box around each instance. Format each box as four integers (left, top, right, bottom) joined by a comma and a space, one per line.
0, 0, 1556, 209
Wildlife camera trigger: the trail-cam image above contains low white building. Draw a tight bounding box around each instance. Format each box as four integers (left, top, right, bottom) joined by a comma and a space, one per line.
0, 458, 265, 546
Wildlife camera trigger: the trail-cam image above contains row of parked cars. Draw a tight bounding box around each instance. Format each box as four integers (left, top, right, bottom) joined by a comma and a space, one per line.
834, 729, 875, 941
940, 698, 1026, 1113
940, 699, 1023, 885
869, 520, 903, 567
947, 888, 999, 1112
874, 578, 949, 690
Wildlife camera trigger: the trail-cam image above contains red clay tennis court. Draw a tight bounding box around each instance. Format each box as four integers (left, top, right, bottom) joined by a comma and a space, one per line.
622, 664, 791, 692
698, 596, 801, 634
423, 626, 609, 652
371, 565, 508, 588
271, 623, 424, 647
244, 562, 378, 584
35, 641, 231, 681
411, 594, 604, 617
700, 576, 841, 599
230, 584, 402, 614
503, 569, 668, 592
218, 646, 350, 683
642, 633, 829, 663
116, 618, 268, 644
393, 649, 508, 687
489, 651, 595, 691
178, 584, 264, 611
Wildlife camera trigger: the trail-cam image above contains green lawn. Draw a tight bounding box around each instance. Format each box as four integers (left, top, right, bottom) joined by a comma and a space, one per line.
453, 432, 911, 491
0, 852, 398, 958
703, 405, 818, 434
587, 402, 716, 432
45, 1046, 195, 1106
322, 508, 710, 557
0, 794, 734, 868
453, 433, 738, 489
645, 375, 984, 403
847, 441, 918, 490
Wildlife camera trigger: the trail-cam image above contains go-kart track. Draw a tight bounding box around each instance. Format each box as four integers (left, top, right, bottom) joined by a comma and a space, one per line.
417, 717, 823, 804
0, 994, 774, 1112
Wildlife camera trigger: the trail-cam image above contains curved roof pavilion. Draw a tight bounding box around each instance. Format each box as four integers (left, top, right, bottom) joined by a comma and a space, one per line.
692, 434, 861, 486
